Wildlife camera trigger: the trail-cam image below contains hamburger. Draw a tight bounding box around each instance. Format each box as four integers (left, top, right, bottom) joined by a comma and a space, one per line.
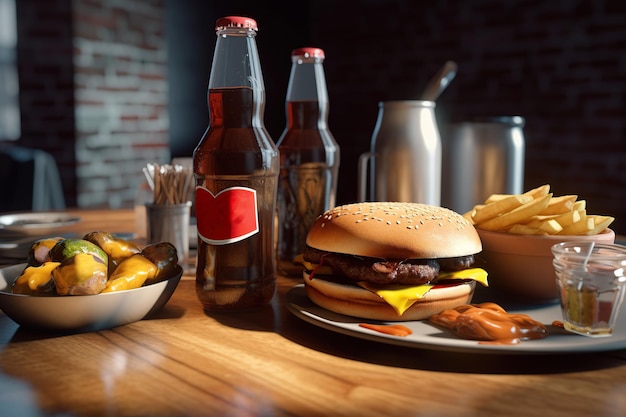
300, 202, 488, 321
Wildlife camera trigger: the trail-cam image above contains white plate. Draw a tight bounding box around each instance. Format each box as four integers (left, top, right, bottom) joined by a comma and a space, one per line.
0, 212, 80, 237
286, 284, 626, 354
0, 263, 182, 332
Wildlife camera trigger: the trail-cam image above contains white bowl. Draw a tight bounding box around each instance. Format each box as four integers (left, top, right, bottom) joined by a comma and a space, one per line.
0, 263, 182, 332
475, 228, 615, 301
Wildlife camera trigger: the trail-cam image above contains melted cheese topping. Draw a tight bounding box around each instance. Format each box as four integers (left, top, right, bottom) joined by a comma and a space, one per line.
359, 268, 488, 316
298, 253, 489, 317
357, 281, 434, 315
437, 268, 489, 287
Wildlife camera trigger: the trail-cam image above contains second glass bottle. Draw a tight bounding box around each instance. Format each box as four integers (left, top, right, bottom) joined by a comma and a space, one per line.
276, 47, 340, 277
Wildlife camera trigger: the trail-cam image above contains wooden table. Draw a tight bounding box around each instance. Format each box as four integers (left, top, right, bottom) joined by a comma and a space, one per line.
1, 209, 626, 417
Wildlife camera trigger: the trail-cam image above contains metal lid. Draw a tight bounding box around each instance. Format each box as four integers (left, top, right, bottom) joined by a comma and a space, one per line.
291, 47, 325, 59
215, 16, 258, 31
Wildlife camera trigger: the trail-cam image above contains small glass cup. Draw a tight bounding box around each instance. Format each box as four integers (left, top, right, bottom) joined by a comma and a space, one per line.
552, 242, 626, 337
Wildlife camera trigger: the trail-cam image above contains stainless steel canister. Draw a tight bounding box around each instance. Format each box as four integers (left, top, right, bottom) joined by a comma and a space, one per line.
358, 100, 442, 206
441, 116, 525, 214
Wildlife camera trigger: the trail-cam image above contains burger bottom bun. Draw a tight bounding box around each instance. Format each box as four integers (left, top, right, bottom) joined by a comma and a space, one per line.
303, 272, 476, 322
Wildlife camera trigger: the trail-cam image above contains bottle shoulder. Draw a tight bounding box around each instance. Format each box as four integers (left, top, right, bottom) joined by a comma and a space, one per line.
277, 128, 338, 150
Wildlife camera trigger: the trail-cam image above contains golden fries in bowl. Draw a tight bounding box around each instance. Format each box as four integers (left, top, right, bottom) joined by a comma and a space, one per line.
465, 184, 614, 236
465, 184, 616, 301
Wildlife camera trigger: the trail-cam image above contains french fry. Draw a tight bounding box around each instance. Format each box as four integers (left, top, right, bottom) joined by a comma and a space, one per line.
558, 216, 594, 235
586, 215, 615, 235
537, 219, 563, 234
539, 195, 577, 215
524, 184, 551, 199
463, 210, 476, 224
472, 195, 533, 225
488, 185, 549, 204
470, 184, 614, 236
478, 194, 552, 231
485, 194, 510, 204
463, 205, 484, 223
551, 210, 582, 228
523, 210, 580, 228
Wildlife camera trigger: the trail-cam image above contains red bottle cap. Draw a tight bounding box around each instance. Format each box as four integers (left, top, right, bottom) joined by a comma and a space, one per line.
215, 16, 258, 31
292, 47, 325, 59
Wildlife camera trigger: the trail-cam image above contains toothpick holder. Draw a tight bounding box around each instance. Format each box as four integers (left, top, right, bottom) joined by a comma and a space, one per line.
146, 201, 192, 261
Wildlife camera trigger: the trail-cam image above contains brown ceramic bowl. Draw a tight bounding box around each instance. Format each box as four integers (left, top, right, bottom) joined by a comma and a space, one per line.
475, 228, 615, 302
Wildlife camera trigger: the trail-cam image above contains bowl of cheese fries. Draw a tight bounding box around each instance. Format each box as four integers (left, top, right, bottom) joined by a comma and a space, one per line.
465, 184, 615, 301
0, 231, 182, 332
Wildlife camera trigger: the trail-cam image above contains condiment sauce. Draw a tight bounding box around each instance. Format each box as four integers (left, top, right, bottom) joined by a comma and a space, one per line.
429, 302, 548, 344
359, 323, 413, 337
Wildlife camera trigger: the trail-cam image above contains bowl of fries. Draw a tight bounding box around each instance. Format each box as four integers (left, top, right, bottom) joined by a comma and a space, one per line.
465, 185, 616, 301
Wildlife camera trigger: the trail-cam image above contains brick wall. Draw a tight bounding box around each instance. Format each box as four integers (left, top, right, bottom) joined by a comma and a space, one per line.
16, 0, 168, 209
72, 0, 169, 208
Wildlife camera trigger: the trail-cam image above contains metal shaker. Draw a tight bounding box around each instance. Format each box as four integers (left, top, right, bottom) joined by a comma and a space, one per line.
441, 116, 526, 214
358, 100, 442, 205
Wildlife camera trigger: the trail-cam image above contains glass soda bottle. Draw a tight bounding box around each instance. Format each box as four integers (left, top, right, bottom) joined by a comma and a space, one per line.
276, 47, 340, 276
193, 16, 279, 310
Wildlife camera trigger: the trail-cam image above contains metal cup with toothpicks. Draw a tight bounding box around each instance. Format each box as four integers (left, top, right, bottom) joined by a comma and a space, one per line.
143, 163, 194, 261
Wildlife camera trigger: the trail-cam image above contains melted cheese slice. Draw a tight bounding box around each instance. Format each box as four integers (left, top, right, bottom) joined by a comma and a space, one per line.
437, 268, 489, 287
296, 253, 489, 317
357, 281, 434, 316
358, 268, 489, 316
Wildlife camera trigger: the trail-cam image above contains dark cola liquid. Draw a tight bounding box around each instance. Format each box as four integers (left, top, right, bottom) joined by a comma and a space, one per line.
194, 87, 278, 310
277, 101, 336, 276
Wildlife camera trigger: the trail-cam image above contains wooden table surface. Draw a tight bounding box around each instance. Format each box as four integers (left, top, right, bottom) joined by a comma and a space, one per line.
1, 208, 626, 417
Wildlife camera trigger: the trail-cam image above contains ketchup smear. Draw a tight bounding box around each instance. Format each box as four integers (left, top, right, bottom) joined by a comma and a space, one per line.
359, 323, 413, 337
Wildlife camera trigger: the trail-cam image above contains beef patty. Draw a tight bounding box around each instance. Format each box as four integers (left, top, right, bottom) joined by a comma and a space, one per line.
303, 246, 475, 286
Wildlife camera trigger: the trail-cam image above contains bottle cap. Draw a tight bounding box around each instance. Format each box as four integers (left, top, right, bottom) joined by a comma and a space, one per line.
215, 16, 258, 31
292, 47, 325, 59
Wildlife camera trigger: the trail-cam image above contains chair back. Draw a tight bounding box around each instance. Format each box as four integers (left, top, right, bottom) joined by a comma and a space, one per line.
0, 145, 66, 212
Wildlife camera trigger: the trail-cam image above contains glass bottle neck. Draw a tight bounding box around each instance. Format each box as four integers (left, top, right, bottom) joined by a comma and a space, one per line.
208, 29, 266, 127
210, 29, 263, 89
285, 60, 329, 128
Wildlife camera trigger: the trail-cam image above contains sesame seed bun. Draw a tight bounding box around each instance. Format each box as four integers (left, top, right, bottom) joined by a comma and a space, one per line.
305, 202, 482, 259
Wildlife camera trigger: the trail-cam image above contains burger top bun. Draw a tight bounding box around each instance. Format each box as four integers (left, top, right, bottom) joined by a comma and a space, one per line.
306, 202, 482, 259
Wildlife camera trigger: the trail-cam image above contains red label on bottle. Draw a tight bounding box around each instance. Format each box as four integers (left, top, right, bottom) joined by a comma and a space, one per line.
196, 186, 259, 245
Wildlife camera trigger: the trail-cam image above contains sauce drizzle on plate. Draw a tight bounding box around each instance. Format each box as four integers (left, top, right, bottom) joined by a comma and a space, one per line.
359, 323, 413, 337
429, 302, 548, 344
